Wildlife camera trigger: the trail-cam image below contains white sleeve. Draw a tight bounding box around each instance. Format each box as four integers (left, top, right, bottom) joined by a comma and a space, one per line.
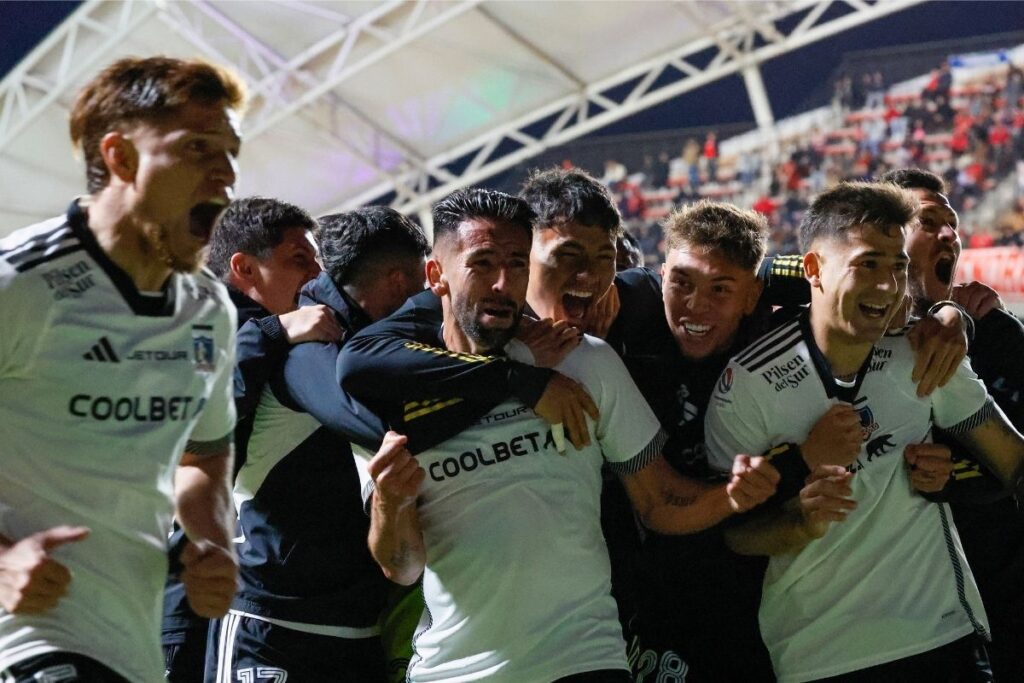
560, 337, 663, 471
351, 443, 376, 510
931, 355, 993, 432
704, 362, 773, 474
189, 308, 238, 442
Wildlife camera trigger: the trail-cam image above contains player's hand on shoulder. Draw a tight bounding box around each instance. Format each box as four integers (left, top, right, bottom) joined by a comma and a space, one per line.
581, 284, 620, 340
181, 539, 238, 618
280, 304, 344, 344
533, 373, 600, 451
517, 316, 581, 368
802, 404, 862, 469
798, 466, 855, 540
726, 455, 780, 513
904, 442, 954, 493
0, 525, 89, 614
368, 431, 424, 511
908, 306, 968, 397
951, 281, 1004, 320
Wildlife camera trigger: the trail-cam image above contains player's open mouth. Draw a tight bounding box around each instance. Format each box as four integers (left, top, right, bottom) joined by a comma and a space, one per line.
189, 199, 229, 243
481, 300, 516, 322
682, 322, 711, 337
859, 302, 890, 319
934, 254, 955, 285
562, 289, 594, 320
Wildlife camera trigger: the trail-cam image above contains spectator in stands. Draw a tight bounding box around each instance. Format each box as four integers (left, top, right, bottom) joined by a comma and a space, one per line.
703, 131, 719, 182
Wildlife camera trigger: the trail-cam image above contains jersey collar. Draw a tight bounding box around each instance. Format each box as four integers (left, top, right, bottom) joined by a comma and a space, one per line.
799, 310, 872, 403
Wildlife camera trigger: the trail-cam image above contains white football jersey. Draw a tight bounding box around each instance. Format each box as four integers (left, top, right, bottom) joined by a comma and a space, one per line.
355, 336, 663, 683
705, 312, 991, 682
0, 205, 236, 682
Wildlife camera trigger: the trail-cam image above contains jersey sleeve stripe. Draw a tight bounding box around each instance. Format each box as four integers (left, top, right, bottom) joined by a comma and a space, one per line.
735, 319, 800, 365
13, 244, 86, 273
605, 428, 668, 475
739, 328, 801, 371
943, 396, 996, 435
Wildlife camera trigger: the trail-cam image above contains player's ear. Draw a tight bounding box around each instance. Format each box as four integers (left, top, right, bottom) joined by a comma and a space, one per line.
100, 131, 137, 183
229, 252, 259, 288
426, 258, 447, 297
804, 251, 822, 289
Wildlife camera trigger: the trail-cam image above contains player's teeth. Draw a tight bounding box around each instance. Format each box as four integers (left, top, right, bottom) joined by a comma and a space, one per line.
565, 289, 593, 298
684, 323, 710, 335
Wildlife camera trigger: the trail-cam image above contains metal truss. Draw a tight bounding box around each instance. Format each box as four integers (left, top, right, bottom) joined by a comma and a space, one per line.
327, 0, 925, 216
0, 0, 158, 153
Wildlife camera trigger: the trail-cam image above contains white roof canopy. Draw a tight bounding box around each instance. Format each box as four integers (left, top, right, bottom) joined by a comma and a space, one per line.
0, 0, 922, 235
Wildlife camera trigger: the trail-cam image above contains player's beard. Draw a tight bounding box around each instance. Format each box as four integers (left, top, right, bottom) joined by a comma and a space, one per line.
141, 222, 204, 274
454, 296, 521, 353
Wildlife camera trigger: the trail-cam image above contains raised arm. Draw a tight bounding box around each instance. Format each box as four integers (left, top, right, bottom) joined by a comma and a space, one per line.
618, 452, 779, 535
365, 432, 426, 585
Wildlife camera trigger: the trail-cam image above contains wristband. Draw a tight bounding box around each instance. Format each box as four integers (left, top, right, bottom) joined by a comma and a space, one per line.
927, 300, 974, 342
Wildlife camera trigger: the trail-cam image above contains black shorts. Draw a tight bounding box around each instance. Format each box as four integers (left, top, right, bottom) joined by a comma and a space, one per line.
205, 613, 387, 683
164, 625, 210, 683
0, 652, 129, 683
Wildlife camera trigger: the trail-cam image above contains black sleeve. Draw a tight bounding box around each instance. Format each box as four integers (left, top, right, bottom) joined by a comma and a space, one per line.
758, 254, 811, 309
928, 309, 1024, 504
337, 291, 555, 453
234, 315, 290, 420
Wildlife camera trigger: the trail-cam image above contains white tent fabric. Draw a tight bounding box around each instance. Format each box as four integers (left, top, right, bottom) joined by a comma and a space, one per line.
0, 0, 922, 236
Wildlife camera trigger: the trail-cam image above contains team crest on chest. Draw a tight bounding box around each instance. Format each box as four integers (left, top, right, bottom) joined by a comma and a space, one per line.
191, 324, 216, 372
854, 398, 879, 441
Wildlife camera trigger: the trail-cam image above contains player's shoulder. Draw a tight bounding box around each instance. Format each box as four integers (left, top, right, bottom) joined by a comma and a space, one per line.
730, 314, 804, 379
0, 214, 81, 286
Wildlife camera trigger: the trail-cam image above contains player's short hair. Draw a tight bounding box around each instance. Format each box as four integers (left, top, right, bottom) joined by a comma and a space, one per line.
520, 167, 622, 236
663, 200, 767, 272
205, 197, 316, 280
877, 168, 945, 194
318, 206, 429, 288
798, 182, 918, 252
431, 188, 534, 248
70, 56, 247, 193
616, 229, 644, 270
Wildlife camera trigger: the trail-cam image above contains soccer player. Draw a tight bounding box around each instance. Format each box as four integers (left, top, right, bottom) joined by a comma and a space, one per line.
162, 196, 334, 682
0, 57, 243, 682
209, 207, 431, 682
880, 168, 1024, 681
706, 181, 1024, 682
342, 188, 779, 683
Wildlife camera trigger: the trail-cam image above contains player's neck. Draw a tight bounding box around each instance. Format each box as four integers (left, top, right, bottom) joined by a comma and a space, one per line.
809, 309, 874, 379
84, 191, 173, 292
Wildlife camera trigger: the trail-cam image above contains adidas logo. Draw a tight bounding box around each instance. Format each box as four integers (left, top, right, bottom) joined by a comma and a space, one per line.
83, 337, 120, 363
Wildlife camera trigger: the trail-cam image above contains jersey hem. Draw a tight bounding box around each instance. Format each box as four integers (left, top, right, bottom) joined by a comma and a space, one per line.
774, 623, 977, 682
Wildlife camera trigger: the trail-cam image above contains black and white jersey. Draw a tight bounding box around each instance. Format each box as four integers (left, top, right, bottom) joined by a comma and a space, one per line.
705, 311, 992, 683
0, 202, 236, 682
351, 336, 665, 683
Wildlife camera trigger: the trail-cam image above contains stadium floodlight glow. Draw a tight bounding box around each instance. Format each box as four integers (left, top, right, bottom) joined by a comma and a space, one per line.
326, 0, 926, 217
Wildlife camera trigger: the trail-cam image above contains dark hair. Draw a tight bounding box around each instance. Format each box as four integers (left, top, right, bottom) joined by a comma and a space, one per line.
798, 182, 918, 252
877, 168, 945, 194
318, 206, 429, 288
519, 167, 621, 235
664, 200, 767, 272
616, 229, 644, 270
431, 188, 534, 248
205, 197, 316, 280
70, 56, 247, 193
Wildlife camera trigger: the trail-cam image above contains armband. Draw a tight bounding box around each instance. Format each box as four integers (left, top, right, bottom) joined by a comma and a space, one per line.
764, 442, 811, 504
927, 300, 974, 342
